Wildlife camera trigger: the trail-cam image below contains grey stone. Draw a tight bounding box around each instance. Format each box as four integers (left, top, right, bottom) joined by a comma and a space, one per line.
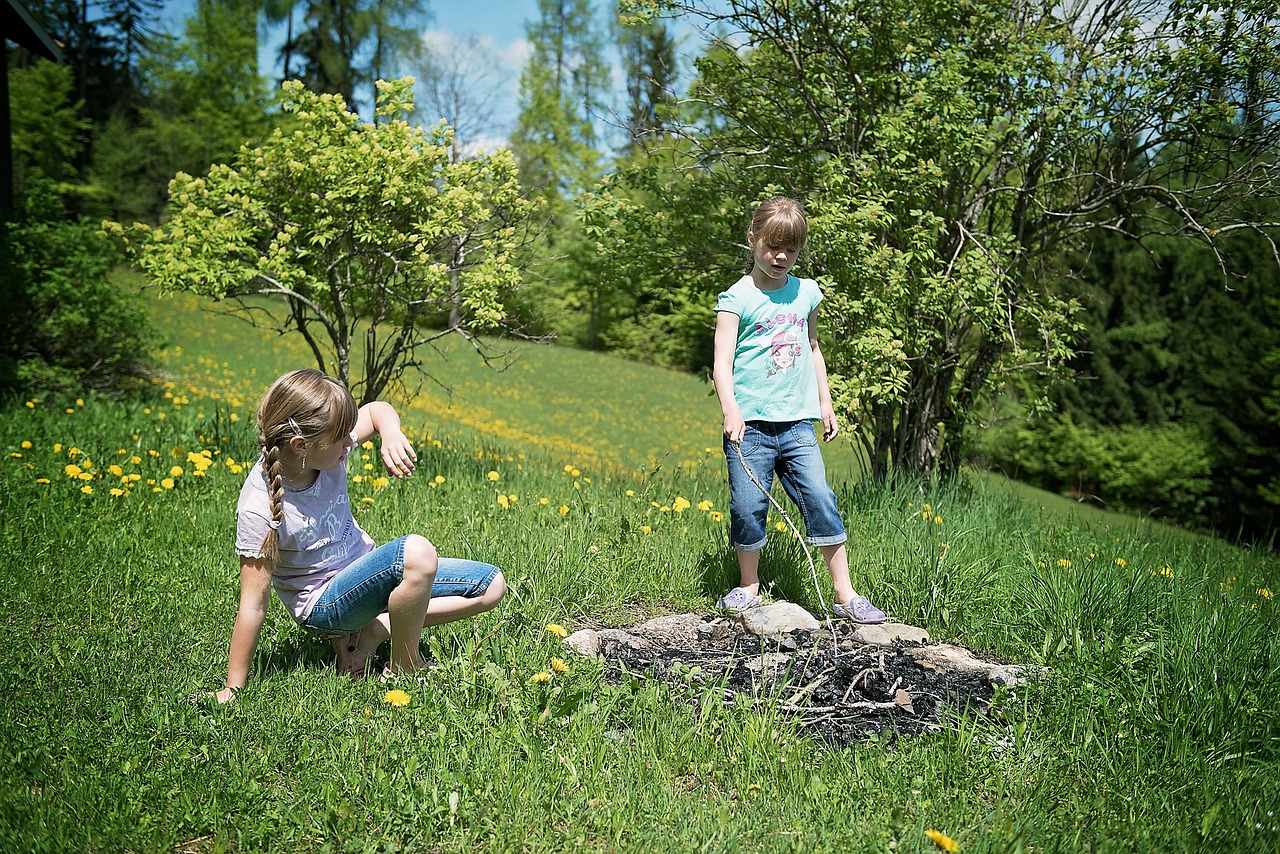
988, 664, 1046, 688
909, 643, 993, 674
597, 628, 653, 657
851, 621, 931, 646
743, 652, 793, 673
633, 613, 707, 646
739, 601, 821, 639
563, 629, 601, 658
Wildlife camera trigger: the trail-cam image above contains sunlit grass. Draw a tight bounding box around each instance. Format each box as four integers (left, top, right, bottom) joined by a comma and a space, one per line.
0, 288, 1276, 851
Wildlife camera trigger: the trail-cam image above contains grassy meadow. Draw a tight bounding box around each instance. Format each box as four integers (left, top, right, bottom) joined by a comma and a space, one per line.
1, 290, 1278, 852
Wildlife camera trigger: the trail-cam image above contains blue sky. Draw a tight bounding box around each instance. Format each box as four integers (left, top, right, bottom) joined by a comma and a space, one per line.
156, 1, 710, 153
158, 1, 546, 146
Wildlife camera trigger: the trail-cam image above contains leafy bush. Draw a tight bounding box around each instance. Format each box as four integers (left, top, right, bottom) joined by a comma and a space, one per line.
975, 414, 1214, 524
1, 179, 161, 396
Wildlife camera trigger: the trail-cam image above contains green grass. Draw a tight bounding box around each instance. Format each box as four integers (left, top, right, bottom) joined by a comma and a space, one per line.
1, 291, 1277, 851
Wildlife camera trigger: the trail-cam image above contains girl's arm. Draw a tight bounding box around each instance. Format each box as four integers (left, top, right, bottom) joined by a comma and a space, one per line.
713, 311, 746, 443
808, 307, 839, 442
217, 556, 273, 704
353, 401, 417, 478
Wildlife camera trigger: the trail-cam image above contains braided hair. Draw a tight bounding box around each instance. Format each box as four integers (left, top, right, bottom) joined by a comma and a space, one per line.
254, 369, 359, 564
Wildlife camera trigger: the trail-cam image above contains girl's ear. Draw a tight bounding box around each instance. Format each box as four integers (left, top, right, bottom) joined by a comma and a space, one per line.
287, 434, 308, 455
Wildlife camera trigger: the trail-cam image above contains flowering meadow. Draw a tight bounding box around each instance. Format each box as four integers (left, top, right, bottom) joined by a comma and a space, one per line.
0, 291, 1277, 852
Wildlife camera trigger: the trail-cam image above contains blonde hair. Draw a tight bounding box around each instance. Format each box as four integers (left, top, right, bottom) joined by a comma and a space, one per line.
748, 196, 808, 252
254, 369, 358, 563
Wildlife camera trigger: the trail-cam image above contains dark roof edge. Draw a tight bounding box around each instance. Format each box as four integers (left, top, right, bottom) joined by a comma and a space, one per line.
3, 0, 65, 62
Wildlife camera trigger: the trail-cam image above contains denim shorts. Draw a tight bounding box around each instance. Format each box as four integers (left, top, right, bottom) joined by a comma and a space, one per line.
724, 420, 847, 552
302, 535, 501, 637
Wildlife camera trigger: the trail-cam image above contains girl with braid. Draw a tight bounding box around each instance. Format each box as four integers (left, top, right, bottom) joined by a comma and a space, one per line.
215, 369, 506, 703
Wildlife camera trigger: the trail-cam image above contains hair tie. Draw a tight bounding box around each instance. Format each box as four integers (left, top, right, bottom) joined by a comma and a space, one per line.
268, 519, 283, 530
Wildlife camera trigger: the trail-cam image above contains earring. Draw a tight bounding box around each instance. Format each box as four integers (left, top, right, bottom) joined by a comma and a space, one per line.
302, 454, 307, 470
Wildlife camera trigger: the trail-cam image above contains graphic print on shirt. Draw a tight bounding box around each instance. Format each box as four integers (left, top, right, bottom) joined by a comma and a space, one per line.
758, 313, 806, 378
293, 490, 351, 551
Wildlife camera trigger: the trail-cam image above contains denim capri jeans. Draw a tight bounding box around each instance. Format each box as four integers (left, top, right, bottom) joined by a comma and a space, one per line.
724, 420, 847, 552
302, 535, 501, 637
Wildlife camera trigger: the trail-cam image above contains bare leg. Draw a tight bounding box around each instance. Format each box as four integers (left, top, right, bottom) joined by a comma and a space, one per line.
821, 543, 855, 604
385, 535, 437, 675
735, 549, 761, 595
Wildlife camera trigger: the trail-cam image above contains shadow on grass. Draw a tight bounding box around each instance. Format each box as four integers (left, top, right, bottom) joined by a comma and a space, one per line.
696, 535, 829, 610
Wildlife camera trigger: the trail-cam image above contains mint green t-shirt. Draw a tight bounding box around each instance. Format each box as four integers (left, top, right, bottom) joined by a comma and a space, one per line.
716, 274, 823, 423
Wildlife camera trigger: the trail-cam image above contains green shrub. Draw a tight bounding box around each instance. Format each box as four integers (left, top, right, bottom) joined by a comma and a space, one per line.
1, 178, 161, 396
976, 413, 1214, 524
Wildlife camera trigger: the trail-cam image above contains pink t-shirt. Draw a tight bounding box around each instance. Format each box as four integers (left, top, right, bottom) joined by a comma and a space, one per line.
235, 450, 375, 622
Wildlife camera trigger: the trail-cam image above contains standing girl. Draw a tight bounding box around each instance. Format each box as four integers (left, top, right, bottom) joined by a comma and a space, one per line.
215, 369, 506, 703
712, 197, 886, 624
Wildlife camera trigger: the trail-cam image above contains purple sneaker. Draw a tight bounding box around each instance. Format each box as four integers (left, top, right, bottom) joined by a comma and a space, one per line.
717, 586, 762, 612
832, 594, 886, 624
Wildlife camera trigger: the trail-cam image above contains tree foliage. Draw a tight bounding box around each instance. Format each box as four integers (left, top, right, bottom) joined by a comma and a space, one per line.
2, 178, 160, 395
109, 79, 536, 404
605, 0, 1280, 482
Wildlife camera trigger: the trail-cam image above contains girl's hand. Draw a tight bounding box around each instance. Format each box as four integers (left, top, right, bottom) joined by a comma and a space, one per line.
380, 429, 417, 478
214, 687, 237, 705
820, 406, 839, 442
723, 412, 746, 444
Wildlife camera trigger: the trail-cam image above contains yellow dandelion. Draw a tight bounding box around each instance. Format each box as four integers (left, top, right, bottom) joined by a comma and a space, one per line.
68, 447, 81, 457
530, 671, 553, 683
487, 470, 500, 481
539, 497, 549, 505
130, 455, 141, 464
497, 495, 510, 509
559, 505, 569, 515
352, 474, 364, 484
1258, 588, 1273, 599
161, 478, 175, 489
372, 477, 389, 489
77, 472, 93, 481
383, 689, 411, 707
361, 497, 374, 505
80, 485, 93, 494
641, 525, 652, 535
1115, 557, 1127, 568
36, 478, 50, 484
626, 489, 636, 497
774, 521, 787, 532
550, 657, 569, 673
434, 475, 445, 485
170, 465, 183, 477
697, 500, 714, 511
21, 441, 31, 449
1057, 558, 1071, 568
63, 463, 82, 477
109, 488, 125, 497
571, 468, 581, 478
546, 623, 568, 638
362, 440, 374, 450
108, 464, 124, 477
924, 829, 958, 852
710, 511, 723, 522
562, 464, 574, 473
53, 443, 62, 453
673, 497, 691, 513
